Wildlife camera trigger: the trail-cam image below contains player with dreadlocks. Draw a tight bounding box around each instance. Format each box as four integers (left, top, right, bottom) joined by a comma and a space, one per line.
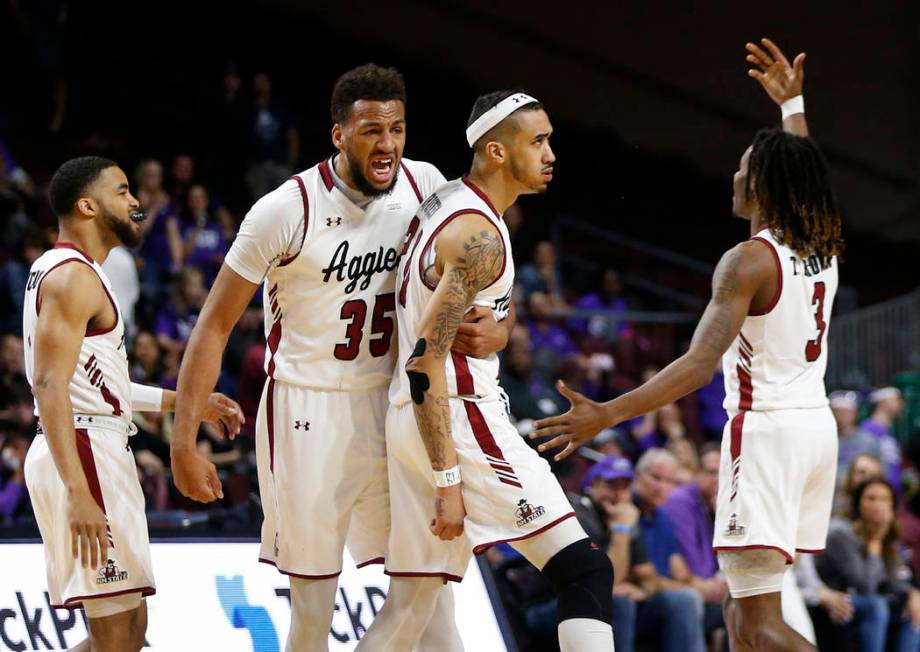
533, 39, 843, 652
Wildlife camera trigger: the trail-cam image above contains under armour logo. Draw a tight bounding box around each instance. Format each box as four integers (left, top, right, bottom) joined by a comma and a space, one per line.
294, 420, 310, 431
326, 217, 343, 227
76, 416, 95, 423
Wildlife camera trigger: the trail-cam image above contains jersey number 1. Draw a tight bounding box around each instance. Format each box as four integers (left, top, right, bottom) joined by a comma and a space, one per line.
334, 293, 396, 361
805, 281, 827, 362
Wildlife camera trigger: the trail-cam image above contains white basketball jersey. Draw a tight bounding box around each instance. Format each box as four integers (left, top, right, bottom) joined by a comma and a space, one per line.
226, 157, 445, 391
390, 177, 514, 407
23, 244, 131, 422
722, 229, 839, 413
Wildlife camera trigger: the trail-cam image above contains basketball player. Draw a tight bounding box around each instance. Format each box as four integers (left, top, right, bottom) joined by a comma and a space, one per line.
24, 156, 243, 651
532, 40, 842, 651
170, 65, 510, 651
371, 90, 614, 652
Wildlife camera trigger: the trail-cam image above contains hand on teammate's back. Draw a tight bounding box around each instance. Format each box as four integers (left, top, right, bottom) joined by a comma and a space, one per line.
452, 306, 508, 358
530, 380, 610, 461
68, 490, 108, 569
745, 37, 805, 105
430, 484, 465, 541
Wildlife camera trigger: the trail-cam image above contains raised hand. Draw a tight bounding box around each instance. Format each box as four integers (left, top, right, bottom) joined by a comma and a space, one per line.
746, 38, 805, 105
530, 380, 611, 461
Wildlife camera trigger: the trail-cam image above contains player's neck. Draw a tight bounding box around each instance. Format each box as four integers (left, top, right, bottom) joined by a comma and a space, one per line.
56, 225, 114, 264
466, 169, 518, 215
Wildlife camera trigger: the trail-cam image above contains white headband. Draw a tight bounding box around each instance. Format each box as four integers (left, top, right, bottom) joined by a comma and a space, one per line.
465, 92, 540, 147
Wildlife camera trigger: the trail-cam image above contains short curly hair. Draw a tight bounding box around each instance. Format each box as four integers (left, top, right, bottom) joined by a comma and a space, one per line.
330, 64, 406, 124
47, 156, 117, 218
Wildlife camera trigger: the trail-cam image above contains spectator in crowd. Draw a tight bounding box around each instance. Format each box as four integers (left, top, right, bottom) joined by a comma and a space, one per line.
101, 245, 140, 337
207, 63, 250, 211
0, 228, 47, 333
857, 387, 906, 491
245, 71, 299, 201
695, 370, 728, 442
237, 340, 266, 440
134, 158, 171, 228
834, 390, 882, 483
173, 184, 230, 283
526, 291, 579, 385
579, 454, 707, 652
0, 334, 26, 391
135, 158, 181, 292
834, 452, 885, 516
0, 432, 30, 521
154, 266, 207, 354
667, 436, 699, 485
130, 330, 163, 385
501, 325, 562, 424
517, 240, 567, 308
662, 443, 729, 636
633, 402, 686, 453
815, 478, 920, 652
168, 153, 197, 209
569, 269, 632, 343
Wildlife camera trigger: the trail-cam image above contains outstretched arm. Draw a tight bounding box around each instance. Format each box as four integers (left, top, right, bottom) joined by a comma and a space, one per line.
746, 37, 808, 137
531, 240, 773, 460
407, 214, 505, 539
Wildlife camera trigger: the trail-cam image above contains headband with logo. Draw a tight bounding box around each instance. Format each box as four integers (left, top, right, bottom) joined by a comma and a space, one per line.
465, 92, 539, 148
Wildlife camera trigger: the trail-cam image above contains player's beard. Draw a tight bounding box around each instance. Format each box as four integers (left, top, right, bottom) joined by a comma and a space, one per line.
510, 156, 548, 194
99, 203, 142, 248
344, 149, 400, 198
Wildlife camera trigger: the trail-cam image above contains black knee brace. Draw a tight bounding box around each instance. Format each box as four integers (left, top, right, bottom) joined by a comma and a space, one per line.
540, 537, 613, 625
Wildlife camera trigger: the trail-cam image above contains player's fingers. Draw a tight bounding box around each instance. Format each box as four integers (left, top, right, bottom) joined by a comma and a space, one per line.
745, 42, 772, 67
530, 415, 568, 436
745, 54, 767, 71
748, 70, 768, 87
79, 528, 90, 568
464, 306, 490, 321
207, 464, 223, 500
99, 526, 109, 568
793, 52, 806, 80
554, 441, 578, 462
761, 38, 790, 67
537, 434, 571, 453
90, 526, 100, 570
556, 380, 584, 404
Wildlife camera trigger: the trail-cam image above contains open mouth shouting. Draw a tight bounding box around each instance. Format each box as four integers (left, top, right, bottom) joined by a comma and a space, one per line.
368, 155, 397, 186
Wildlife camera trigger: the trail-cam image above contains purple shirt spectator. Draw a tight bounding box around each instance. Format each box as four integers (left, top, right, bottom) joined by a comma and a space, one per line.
0, 477, 25, 519
529, 322, 578, 357
858, 418, 902, 490
568, 293, 631, 339
696, 372, 728, 438
181, 219, 228, 283
154, 305, 199, 345
662, 482, 719, 579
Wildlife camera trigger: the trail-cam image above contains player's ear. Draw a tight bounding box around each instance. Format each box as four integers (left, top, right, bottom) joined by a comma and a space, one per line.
485, 141, 505, 164
76, 197, 97, 219
331, 123, 345, 151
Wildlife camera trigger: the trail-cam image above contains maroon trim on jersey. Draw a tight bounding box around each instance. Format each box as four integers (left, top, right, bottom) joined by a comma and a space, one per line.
451, 351, 476, 395
463, 400, 523, 489
53, 241, 95, 263
472, 512, 577, 556
266, 378, 276, 473
266, 284, 283, 378
796, 548, 826, 554
417, 209, 506, 291
355, 557, 385, 568
384, 569, 464, 583
258, 557, 342, 579
728, 412, 744, 502
713, 544, 794, 565
748, 236, 783, 316
737, 364, 753, 411
35, 258, 120, 336
76, 428, 107, 513
53, 586, 157, 610
738, 348, 751, 367
278, 175, 310, 268
739, 332, 753, 351
461, 176, 501, 220
318, 158, 335, 192
401, 161, 423, 202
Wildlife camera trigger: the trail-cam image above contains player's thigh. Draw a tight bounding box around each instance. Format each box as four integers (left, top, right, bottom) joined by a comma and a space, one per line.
796, 408, 838, 552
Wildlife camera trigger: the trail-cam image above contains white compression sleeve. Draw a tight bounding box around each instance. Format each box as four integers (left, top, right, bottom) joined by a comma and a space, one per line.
130, 383, 164, 412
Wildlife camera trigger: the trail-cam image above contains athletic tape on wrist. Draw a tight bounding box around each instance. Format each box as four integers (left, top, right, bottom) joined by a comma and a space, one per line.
434, 466, 462, 488
781, 95, 805, 120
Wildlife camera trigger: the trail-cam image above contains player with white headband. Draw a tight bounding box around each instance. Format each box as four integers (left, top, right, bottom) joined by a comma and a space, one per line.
360, 89, 614, 651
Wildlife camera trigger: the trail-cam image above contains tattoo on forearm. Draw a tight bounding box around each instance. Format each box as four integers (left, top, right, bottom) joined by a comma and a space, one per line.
413, 392, 452, 469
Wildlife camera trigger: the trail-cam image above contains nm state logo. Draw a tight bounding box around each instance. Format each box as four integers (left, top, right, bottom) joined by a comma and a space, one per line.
514, 498, 546, 527
96, 559, 129, 585
725, 513, 746, 537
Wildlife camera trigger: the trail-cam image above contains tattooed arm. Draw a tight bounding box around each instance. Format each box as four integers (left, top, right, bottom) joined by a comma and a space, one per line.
406, 214, 505, 540
531, 240, 775, 460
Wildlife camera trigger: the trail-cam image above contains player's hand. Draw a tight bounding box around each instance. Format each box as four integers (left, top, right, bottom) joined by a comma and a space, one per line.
746, 37, 805, 105
201, 393, 244, 441
430, 484, 466, 541
452, 307, 509, 358
68, 490, 108, 569
817, 588, 853, 625
530, 380, 611, 461
171, 446, 223, 502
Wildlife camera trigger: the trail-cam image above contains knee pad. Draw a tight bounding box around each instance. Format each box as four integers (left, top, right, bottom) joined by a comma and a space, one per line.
541, 538, 613, 625
718, 549, 788, 599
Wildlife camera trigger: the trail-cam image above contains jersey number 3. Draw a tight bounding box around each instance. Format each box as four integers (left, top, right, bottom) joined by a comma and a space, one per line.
805, 281, 827, 362
334, 293, 395, 361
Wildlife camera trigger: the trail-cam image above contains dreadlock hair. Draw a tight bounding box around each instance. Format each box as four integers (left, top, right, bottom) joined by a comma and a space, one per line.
745, 128, 844, 259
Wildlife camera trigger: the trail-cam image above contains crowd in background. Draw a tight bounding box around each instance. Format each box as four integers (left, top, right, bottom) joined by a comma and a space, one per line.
2, 70, 920, 652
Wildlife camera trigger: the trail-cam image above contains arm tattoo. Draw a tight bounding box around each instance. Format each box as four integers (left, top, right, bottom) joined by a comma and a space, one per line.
690, 247, 742, 358
409, 226, 504, 470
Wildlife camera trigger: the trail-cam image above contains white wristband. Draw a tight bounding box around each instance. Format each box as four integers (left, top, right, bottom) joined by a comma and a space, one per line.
781, 95, 805, 120
433, 466, 462, 488
131, 382, 164, 411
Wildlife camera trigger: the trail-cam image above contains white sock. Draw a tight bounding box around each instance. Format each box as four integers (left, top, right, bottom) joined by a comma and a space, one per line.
558, 618, 615, 652
286, 577, 339, 652
417, 584, 465, 652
